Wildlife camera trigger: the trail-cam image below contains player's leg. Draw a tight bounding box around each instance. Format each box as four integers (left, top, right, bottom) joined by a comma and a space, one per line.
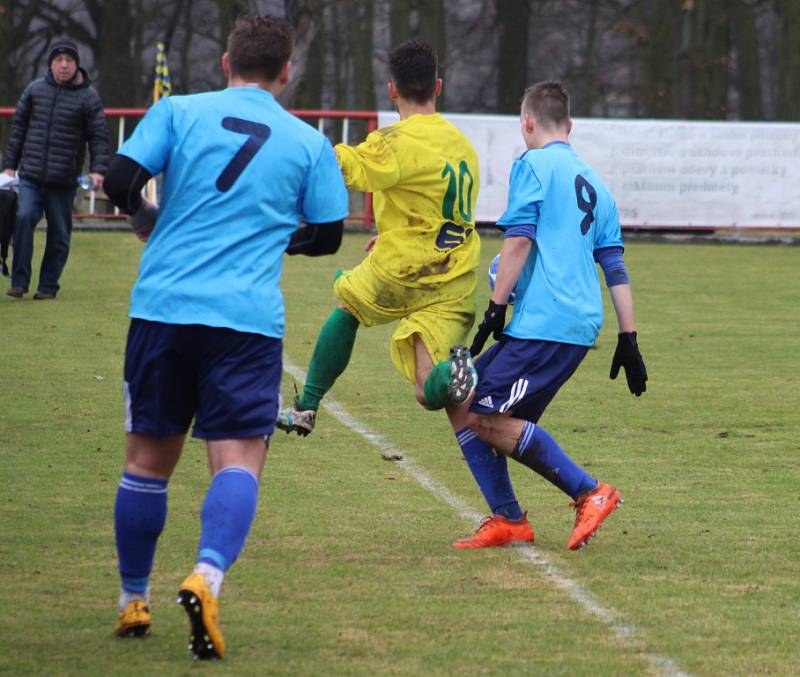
114, 433, 183, 637
467, 339, 621, 549
177, 326, 281, 659
412, 336, 476, 410
446, 341, 531, 549
178, 437, 266, 661
115, 319, 196, 637
277, 304, 359, 435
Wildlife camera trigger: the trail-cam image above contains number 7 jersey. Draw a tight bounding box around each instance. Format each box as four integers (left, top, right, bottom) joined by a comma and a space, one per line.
117, 88, 348, 339
335, 113, 480, 288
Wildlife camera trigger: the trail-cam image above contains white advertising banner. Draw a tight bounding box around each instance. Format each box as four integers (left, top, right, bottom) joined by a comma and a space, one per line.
377, 112, 800, 229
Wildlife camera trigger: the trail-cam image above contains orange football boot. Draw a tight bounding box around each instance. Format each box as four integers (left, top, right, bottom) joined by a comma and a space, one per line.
566, 482, 622, 550
452, 513, 534, 549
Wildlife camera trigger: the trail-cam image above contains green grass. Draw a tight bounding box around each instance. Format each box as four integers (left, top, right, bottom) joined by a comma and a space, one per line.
1, 231, 798, 675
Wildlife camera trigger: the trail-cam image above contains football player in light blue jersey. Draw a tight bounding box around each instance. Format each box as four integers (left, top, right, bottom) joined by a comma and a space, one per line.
449, 81, 648, 552
103, 16, 348, 659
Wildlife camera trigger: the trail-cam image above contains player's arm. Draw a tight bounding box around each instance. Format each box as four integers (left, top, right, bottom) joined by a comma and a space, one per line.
334, 133, 400, 193
470, 227, 533, 356
286, 220, 344, 256
104, 154, 157, 239
595, 246, 647, 395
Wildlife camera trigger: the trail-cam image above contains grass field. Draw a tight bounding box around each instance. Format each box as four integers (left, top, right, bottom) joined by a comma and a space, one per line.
0, 231, 798, 676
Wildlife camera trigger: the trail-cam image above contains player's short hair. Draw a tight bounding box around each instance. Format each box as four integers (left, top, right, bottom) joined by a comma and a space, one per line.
227, 15, 293, 82
521, 80, 570, 130
388, 40, 438, 104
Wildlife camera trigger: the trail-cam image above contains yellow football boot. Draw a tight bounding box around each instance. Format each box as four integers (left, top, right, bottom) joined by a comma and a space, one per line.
177, 573, 225, 659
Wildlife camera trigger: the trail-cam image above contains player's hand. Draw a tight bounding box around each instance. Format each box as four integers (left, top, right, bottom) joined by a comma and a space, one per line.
610, 331, 647, 396
469, 301, 507, 356
3, 169, 15, 177
364, 235, 379, 252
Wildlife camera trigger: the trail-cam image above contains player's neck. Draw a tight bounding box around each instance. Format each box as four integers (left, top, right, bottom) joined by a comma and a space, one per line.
227, 75, 283, 96
529, 131, 569, 150
395, 97, 437, 120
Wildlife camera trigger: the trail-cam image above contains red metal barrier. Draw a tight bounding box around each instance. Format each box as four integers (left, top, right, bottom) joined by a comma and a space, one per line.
0, 106, 376, 228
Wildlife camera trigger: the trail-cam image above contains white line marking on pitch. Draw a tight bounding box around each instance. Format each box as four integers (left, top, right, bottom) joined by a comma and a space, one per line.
283, 359, 690, 677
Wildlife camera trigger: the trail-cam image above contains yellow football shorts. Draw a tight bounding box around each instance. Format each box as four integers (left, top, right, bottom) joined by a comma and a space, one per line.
334, 259, 477, 383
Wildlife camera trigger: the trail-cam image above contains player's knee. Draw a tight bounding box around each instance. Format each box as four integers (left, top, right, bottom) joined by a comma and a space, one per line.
466, 411, 489, 436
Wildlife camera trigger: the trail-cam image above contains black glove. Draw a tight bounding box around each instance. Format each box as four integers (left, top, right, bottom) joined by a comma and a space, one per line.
469, 301, 507, 356
610, 331, 648, 396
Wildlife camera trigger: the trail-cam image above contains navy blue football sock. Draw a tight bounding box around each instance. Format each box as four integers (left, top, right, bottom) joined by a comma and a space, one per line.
456, 427, 523, 520
512, 421, 597, 499
197, 466, 259, 572
115, 472, 168, 594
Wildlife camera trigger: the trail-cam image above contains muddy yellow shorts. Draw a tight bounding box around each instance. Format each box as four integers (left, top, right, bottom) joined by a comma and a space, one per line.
334, 259, 477, 383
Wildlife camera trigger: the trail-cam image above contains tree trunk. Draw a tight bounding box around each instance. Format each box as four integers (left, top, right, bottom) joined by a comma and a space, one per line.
351, 0, 375, 112
730, 0, 763, 120
416, 0, 446, 109
496, 0, 529, 114
390, 0, 413, 46
575, 0, 599, 116
636, 0, 682, 118
777, 0, 800, 119
687, 0, 731, 119
283, 0, 324, 109
93, 0, 137, 106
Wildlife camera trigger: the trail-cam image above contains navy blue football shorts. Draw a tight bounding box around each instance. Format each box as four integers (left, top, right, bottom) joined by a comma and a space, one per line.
123, 319, 282, 440
469, 336, 589, 422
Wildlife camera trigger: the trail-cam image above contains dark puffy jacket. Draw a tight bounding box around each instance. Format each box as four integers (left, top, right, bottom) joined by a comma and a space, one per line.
3, 68, 110, 187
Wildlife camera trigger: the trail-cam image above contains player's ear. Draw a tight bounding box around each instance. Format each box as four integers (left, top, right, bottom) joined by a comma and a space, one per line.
434, 78, 443, 98
278, 61, 291, 86
522, 112, 535, 135
221, 52, 231, 80
566, 118, 573, 136
387, 81, 398, 101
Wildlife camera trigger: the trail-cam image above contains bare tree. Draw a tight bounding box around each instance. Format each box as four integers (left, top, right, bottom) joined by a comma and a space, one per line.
776, 0, 800, 119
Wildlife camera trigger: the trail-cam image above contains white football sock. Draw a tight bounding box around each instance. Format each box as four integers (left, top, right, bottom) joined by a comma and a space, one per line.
119, 588, 149, 611
193, 561, 225, 598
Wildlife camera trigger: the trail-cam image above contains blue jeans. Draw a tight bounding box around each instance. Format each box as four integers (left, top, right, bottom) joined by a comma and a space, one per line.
12, 178, 76, 294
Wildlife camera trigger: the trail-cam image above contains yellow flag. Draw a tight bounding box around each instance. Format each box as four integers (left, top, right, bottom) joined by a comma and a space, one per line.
153, 41, 172, 103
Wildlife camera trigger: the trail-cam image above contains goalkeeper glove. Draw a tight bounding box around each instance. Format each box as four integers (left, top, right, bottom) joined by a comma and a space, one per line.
469, 301, 507, 356
609, 331, 648, 396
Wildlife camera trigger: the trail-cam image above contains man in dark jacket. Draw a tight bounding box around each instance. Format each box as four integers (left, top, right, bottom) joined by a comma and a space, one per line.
3, 39, 110, 299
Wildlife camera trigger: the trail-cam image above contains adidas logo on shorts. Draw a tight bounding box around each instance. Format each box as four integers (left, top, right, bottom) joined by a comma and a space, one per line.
478, 395, 494, 408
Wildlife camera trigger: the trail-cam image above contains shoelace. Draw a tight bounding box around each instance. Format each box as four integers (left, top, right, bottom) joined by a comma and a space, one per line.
476, 516, 496, 532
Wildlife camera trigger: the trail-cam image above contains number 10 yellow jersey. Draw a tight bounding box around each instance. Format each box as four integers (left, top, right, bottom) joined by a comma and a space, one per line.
335, 113, 481, 288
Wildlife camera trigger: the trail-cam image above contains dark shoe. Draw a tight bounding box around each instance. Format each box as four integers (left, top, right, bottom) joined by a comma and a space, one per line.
6, 287, 26, 298
33, 291, 56, 300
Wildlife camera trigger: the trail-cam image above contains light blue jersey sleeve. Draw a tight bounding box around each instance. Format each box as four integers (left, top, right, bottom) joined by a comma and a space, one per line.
496, 158, 542, 229
302, 138, 348, 223
593, 199, 624, 250
118, 99, 173, 175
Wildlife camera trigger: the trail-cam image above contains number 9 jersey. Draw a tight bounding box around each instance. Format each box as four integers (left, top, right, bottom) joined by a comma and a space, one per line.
117, 88, 348, 339
335, 113, 480, 288
497, 141, 623, 346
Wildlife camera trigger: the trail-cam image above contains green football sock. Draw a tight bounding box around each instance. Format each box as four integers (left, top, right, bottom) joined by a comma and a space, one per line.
422, 360, 451, 410
297, 307, 359, 411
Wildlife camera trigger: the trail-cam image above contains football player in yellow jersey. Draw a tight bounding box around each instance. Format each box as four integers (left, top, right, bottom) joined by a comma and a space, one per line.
278, 40, 481, 436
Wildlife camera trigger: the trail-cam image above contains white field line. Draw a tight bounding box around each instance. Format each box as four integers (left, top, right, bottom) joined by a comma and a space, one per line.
282, 359, 690, 677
